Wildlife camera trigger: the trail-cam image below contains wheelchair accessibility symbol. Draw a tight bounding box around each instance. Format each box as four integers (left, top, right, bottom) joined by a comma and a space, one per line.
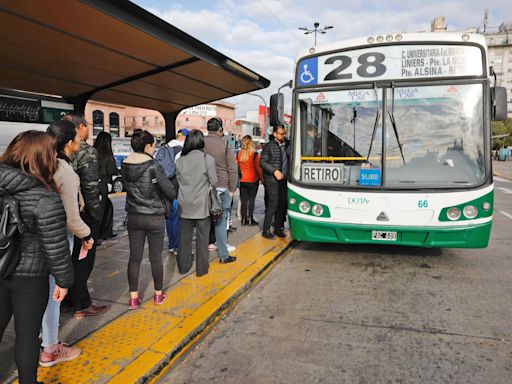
297, 57, 318, 86
300, 64, 315, 84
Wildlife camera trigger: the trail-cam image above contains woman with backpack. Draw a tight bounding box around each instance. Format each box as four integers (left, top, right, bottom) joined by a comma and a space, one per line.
121, 130, 175, 310
236, 135, 263, 226
0, 130, 74, 384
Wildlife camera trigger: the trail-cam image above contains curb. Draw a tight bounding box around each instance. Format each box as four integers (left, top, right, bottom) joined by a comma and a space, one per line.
32, 234, 292, 384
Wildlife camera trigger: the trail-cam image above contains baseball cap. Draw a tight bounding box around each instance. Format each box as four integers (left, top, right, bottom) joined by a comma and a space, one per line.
177, 128, 189, 137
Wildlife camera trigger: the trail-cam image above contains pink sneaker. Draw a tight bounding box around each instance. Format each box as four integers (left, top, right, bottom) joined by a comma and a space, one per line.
39, 342, 81, 367
128, 296, 142, 310
154, 292, 167, 305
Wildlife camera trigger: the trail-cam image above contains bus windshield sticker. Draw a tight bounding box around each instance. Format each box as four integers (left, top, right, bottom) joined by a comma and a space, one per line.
359, 168, 381, 186
301, 163, 344, 183
297, 57, 318, 86
297, 45, 482, 86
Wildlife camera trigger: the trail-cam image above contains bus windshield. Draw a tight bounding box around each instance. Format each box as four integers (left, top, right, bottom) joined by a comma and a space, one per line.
295, 83, 485, 188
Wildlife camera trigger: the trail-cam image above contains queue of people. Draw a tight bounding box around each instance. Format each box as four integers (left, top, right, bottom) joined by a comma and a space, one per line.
0, 113, 290, 383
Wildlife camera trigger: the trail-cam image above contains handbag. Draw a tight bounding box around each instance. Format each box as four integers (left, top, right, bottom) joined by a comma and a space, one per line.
204, 155, 223, 223
0, 196, 24, 280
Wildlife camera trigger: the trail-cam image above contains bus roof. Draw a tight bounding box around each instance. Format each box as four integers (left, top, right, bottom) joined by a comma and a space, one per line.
296, 32, 487, 62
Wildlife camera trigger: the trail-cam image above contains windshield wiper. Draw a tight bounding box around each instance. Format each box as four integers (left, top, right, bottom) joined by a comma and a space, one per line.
388, 83, 406, 165
367, 83, 380, 161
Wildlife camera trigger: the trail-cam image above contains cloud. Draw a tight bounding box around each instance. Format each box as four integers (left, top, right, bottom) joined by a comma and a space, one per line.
134, 0, 511, 116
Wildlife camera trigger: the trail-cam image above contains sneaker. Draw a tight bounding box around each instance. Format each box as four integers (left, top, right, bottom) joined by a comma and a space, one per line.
208, 244, 217, 251
39, 342, 81, 367
219, 256, 237, 264
168, 248, 178, 255
154, 292, 167, 305
227, 244, 236, 252
262, 230, 276, 240
128, 296, 142, 310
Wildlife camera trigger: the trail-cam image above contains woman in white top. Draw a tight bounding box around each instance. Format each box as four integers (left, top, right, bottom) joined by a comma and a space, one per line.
40, 120, 94, 367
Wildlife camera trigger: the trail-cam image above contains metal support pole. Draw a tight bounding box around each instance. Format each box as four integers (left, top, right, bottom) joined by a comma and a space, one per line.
247, 93, 269, 140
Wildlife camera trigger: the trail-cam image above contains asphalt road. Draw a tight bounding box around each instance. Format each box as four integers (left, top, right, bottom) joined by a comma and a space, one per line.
160, 178, 512, 384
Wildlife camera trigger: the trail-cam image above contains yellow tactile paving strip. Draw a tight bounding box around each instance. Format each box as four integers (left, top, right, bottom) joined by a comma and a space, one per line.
30, 234, 291, 384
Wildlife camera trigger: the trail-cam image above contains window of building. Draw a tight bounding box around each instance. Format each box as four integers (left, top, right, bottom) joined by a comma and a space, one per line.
155, 116, 159, 127
92, 110, 104, 136
109, 112, 120, 137
142, 116, 147, 126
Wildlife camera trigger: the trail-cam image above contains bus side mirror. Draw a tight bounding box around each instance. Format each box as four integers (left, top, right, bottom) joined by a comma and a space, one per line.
269, 93, 284, 127
492, 86, 507, 121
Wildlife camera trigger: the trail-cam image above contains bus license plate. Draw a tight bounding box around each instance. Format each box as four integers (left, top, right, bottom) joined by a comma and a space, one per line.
372, 231, 397, 241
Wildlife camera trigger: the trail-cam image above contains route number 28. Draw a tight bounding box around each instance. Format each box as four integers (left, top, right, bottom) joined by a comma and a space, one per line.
324, 52, 386, 80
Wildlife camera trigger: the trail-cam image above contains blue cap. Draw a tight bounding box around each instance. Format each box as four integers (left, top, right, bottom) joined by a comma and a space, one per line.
177, 128, 189, 137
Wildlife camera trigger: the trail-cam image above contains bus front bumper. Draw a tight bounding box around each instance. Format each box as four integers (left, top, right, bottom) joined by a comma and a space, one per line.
288, 216, 492, 248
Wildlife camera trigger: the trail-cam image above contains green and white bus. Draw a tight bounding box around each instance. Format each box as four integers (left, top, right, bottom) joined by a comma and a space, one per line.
271, 32, 507, 248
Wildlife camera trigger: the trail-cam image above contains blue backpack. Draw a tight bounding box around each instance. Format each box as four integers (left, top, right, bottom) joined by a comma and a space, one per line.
155, 145, 176, 179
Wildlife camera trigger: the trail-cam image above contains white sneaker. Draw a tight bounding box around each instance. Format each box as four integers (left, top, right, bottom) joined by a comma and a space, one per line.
227, 244, 236, 252
208, 244, 217, 251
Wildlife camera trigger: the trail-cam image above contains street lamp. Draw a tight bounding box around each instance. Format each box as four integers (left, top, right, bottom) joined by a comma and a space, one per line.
247, 92, 269, 140
298, 22, 333, 46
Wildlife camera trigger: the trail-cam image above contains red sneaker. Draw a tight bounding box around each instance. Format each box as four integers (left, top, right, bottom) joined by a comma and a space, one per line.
128, 296, 142, 310
154, 292, 167, 305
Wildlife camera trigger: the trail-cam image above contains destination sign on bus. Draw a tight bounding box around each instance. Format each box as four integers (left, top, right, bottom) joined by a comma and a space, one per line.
301, 163, 344, 183
297, 45, 483, 86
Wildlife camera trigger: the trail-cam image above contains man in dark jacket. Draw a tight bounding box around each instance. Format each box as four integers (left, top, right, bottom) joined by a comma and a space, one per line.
204, 118, 238, 264
259, 126, 289, 239
63, 112, 110, 318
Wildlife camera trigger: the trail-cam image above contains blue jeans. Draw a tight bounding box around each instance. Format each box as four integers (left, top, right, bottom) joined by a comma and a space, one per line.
165, 200, 179, 249
41, 234, 74, 347
215, 190, 232, 261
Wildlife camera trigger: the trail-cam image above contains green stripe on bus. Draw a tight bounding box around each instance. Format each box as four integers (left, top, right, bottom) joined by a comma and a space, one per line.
288, 216, 492, 248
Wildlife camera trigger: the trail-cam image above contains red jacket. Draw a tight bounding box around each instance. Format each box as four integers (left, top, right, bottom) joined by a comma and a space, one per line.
237, 151, 263, 183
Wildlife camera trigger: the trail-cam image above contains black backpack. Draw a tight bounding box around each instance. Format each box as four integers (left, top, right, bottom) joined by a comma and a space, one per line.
0, 196, 24, 279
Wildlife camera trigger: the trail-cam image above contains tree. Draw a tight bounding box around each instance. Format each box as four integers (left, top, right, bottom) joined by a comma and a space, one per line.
492, 117, 512, 148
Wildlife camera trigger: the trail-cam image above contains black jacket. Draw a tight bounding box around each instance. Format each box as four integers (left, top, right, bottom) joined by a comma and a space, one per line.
259, 136, 289, 184
72, 142, 101, 222
121, 153, 176, 216
0, 164, 74, 288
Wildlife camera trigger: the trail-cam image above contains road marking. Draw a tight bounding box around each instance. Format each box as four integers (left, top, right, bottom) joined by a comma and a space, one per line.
494, 176, 511, 183
496, 187, 512, 194
499, 211, 512, 220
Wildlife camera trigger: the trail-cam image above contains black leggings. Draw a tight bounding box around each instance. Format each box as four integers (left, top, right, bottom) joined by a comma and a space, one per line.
127, 213, 165, 292
240, 182, 259, 220
0, 276, 49, 384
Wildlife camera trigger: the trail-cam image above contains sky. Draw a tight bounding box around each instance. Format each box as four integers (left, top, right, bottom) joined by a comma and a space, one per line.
132, 0, 511, 117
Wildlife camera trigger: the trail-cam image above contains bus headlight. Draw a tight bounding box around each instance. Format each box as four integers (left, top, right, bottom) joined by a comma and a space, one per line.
482, 202, 491, 211
447, 207, 461, 221
289, 197, 297, 205
463, 205, 478, 219
299, 201, 311, 213
311, 204, 324, 216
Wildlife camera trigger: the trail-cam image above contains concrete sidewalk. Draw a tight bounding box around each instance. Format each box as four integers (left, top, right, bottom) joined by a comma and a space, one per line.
2, 189, 291, 383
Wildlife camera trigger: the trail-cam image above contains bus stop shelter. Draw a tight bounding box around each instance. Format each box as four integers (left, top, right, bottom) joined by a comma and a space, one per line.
0, 0, 270, 138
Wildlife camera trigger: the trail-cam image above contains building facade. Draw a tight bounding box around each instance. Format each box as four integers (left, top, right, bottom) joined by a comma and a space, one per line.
175, 100, 235, 136
485, 23, 512, 116
84, 100, 237, 140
